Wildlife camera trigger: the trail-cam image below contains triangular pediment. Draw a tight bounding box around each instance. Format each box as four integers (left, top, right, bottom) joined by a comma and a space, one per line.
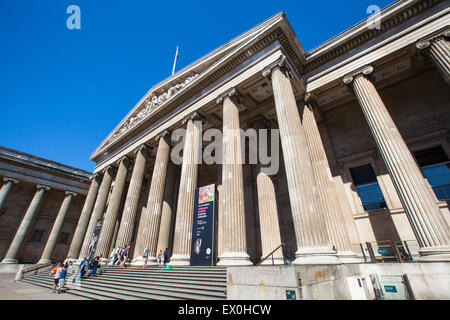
91, 11, 305, 161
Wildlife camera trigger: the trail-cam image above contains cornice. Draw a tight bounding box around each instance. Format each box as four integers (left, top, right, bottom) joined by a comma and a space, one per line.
303, 0, 444, 73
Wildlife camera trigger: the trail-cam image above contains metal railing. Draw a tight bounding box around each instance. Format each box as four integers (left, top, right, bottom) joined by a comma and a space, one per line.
255, 243, 285, 266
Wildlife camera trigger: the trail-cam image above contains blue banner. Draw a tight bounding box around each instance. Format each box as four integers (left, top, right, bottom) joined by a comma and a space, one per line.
190, 184, 215, 266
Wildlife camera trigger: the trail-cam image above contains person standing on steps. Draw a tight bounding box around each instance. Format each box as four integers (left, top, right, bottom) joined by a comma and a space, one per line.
157, 250, 162, 267
163, 248, 169, 268
51, 263, 62, 294
120, 245, 130, 268
56, 264, 68, 293
143, 247, 149, 268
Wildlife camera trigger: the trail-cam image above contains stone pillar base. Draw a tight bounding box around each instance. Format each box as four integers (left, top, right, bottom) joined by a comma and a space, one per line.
418, 246, 450, 262
131, 256, 158, 266
169, 254, 190, 266
259, 256, 285, 266
37, 259, 52, 265
337, 251, 361, 264
293, 247, 341, 265
1, 259, 18, 264
217, 252, 253, 266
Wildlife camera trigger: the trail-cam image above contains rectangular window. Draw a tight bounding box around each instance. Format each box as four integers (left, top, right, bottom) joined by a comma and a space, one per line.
413, 146, 450, 200
30, 229, 45, 243
349, 164, 387, 211
58, 232, 70, 245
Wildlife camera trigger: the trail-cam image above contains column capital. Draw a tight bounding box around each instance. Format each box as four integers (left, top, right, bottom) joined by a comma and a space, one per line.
3, 177, 19, 184
155, 130, 171, 143
37, 184, 51, 191
342, 65, 374, 85
133, 144, 150, 158
65, 191, 77, 197
115, 155, 131, 168
216, 87, 242, 105
181, 111, 204, 126
262, 54, 295, 79
416, 26, 450, 51
90, 172, 102, 183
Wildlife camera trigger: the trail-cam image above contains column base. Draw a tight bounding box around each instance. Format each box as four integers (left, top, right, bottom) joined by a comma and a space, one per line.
259, 255, 285, 266
418, 245, 450, 262
1, 258, 18, 264
217, 252, 253, 266
169, 254, 190, 266
293, 247, 341, 265
337, 251, 362, 264
37, 259, 52, 265
130, 256, 158, 266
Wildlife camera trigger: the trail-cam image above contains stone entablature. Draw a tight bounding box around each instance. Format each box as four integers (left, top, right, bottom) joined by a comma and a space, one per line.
0, 145, 91, 195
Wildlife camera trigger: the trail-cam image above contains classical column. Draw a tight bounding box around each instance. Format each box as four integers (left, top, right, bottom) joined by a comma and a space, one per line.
139, 131, 171, 265
344, 65, 450, 261
95, 156, 130, 259
38, 191, 76, 264
170, 113, 201, 265
67, 173, 101, 260
416, 28, 450, 84
78, 166, 114, 260
115, 145, 149, 248
156, 162, 176, 257
216, 88, 252, 266
264, 56, 339, 265
0, 177, 19, 210
302, 94, 359, 263
1, 184, 50, 264
251, 117, 284, 265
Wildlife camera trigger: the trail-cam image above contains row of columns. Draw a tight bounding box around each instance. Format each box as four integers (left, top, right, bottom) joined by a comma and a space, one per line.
66, 30, 450, 265
1, 179, 78, 264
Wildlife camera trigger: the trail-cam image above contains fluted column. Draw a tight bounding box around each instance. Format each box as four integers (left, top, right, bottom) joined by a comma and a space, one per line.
344, 65, 450, 261
170, 113, 201, 265
95, 156, 130, 259
302, 94, 359, 263
115, 145, 149, 248
78, 166, 114, 260
216, 88, 252, 266
264, 56, 339, 265
1, 184, 50, 264
38, 191, 76, 264
0, 177, 19, 210
139, 131, 171, 265
416, 28, 450, 84
256, 172, 284, 265
156, 162, 176, 257
67, 174, 101, 260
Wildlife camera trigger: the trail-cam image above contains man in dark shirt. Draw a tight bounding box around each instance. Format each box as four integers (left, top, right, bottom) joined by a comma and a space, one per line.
163, 248, 169, 267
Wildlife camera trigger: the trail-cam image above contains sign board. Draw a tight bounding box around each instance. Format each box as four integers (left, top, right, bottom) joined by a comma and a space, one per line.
384, 285, 398, 293
190, 184, 215, 266
87, 218, 103, 263
286, 290, 297, 300
377, 248, 389, 255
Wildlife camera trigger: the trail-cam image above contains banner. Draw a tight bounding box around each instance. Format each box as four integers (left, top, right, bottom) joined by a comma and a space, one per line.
190, 184, 215, 266
87, 218, 103, 263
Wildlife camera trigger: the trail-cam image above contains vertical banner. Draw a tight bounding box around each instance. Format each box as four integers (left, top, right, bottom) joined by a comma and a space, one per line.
190, 184, 215, 266
87, 218, 103, 262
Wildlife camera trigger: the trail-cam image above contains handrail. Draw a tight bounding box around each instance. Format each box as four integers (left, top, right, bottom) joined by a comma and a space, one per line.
255, 243, 285, 266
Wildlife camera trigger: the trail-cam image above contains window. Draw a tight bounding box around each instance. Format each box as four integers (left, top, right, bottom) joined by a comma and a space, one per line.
349, 164, 387, 211
413, 146, 450, 200
58, 232, 70, 245
30, 229, 45, 243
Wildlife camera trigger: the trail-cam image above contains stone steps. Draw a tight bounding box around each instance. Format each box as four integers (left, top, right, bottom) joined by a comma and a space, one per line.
21, 266, 227, 300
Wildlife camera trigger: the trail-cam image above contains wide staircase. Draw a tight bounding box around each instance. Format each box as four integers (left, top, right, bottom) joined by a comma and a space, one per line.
20, 265, 227, 300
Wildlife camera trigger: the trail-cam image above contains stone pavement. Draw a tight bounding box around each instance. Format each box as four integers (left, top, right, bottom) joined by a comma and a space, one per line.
0, 279, 88, 300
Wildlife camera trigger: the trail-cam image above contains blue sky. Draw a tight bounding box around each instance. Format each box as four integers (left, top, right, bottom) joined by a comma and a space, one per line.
0, 0, 393, 172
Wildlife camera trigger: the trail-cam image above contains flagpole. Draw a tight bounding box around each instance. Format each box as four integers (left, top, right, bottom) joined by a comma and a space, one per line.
172, 45, 179, 75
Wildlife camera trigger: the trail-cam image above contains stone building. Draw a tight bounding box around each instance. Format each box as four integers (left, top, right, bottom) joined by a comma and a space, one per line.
64, 0, 450, 268
0, 146, 91, 265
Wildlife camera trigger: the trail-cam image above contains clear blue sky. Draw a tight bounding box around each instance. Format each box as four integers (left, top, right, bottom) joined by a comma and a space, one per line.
0, 0, 393, 172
